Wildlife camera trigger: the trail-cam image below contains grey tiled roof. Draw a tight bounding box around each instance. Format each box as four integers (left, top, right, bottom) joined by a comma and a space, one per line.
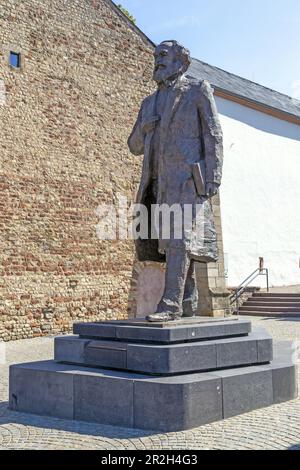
110, 0, 300, 120
188, 58, 300, 120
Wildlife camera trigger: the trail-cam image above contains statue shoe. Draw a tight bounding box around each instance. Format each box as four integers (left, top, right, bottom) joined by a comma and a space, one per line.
182, 305, 196, 318
146, 312, 181, 323
182, 312, 196, 318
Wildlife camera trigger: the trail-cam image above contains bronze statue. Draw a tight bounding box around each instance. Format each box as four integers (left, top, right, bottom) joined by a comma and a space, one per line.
128, 40, 223, 322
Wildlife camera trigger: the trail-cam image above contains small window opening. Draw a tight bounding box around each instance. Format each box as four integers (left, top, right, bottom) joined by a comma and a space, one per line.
9, 52, 21, 68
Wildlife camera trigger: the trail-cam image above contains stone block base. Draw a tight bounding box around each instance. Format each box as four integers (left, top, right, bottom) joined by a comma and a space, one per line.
54, 327, 273, 375
9, 342, 297, 432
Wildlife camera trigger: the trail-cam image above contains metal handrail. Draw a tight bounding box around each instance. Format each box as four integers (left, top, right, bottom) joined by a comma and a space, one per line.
231, 267, 269, 314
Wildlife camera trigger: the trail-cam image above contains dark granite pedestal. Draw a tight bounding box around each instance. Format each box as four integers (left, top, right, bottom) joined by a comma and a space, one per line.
9, 317, 298, 432
55, 318, 270, 375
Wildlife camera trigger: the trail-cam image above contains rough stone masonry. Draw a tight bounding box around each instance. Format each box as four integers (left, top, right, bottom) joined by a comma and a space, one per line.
0, 0, 157, 341
0, 0, 228, 341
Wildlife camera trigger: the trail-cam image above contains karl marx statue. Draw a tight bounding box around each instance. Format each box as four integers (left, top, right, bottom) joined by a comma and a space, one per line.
128, 40, 223, 322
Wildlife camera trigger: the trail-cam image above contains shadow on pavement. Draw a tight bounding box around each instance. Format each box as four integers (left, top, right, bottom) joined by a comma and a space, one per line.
0, 400, 157, 440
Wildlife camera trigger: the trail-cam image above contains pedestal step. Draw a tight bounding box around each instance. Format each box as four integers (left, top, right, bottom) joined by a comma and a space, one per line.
55, 327, 273, 375
73, 317, 251, 344
9, 341, 298, 432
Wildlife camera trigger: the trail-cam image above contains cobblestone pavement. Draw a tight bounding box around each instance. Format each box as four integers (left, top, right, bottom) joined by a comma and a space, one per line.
267, 285, 300, 294
0, 316, 299, 450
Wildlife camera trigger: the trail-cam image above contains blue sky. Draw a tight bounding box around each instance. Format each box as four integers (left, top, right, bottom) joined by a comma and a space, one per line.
118, 0, 300, 99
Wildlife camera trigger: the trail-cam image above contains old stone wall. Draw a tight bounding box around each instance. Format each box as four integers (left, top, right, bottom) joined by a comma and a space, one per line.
0, 0, 228, 341
0, 0, 155, 340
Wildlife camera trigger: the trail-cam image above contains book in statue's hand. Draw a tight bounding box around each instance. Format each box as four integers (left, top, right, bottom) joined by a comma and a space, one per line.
191, 162, 206, 197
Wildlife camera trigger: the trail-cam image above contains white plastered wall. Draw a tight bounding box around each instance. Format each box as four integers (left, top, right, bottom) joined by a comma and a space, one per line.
216, 96, 300, 288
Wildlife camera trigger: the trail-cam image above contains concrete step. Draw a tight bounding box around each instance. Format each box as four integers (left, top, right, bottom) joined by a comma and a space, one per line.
253, 293, 300, 298
240, 305, 300, 313
246, 301, 300, 307
239, 310, 300, 317
248, 296, 300, 302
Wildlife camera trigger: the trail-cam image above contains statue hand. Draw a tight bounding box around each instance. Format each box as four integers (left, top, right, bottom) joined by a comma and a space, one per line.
142, 115, 160, 134
206, 183, 220, 198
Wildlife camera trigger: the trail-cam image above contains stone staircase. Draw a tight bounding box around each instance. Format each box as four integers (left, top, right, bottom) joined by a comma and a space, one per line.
239, 292, 300, 317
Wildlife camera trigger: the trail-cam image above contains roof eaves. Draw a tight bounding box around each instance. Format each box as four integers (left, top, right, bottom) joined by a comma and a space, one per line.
106, 2, 300, 122
212, 86, 300, 125
192, 57, 300, 109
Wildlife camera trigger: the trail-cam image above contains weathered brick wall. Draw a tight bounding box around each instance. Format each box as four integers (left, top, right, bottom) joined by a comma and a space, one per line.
0, 0, 155, 340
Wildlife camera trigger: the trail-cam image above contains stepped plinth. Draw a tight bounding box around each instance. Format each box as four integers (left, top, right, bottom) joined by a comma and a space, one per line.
9, 317, 298, 432
55, 318, 269, 375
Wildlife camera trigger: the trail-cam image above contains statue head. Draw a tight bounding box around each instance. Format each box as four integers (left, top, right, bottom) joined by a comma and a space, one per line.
153, 40, 191, 85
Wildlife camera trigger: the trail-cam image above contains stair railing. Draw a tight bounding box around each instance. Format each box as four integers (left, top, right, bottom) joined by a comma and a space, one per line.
231, 266, 269, 314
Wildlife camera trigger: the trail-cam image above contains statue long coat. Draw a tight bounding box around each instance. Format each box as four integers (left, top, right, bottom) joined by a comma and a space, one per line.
128, 75, 223, 263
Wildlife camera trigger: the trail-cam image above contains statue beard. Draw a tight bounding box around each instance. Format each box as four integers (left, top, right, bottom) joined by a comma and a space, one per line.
153, 61, 185, 86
